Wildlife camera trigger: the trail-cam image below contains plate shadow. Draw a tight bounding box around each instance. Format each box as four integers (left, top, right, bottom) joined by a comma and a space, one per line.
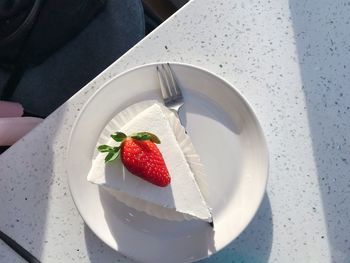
199, 194, 273, 263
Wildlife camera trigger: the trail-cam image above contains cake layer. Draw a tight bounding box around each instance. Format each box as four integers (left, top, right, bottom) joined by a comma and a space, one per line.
88, 103, 211, 221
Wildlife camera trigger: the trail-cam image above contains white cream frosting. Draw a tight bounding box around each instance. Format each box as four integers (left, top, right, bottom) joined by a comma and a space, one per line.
88, 102, 211, 221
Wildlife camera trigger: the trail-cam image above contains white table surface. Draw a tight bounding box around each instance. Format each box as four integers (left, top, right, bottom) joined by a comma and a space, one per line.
1, 0, 349, 262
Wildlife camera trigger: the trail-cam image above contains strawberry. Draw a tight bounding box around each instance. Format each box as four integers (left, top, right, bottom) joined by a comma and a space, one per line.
97, 132, 170, 187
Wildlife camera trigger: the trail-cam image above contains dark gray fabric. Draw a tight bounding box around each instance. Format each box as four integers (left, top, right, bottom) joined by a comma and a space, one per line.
169, 0, 188, 9
0, 70, 9, 92
2, 0, 145, 116
0, 0, 37, 66
19, 0, 106, 68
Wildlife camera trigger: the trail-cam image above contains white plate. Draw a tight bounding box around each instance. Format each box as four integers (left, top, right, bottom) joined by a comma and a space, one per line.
67, 62, 268, 263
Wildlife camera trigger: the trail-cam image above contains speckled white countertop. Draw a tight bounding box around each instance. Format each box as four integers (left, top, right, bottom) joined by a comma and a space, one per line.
1, 0, 349, 262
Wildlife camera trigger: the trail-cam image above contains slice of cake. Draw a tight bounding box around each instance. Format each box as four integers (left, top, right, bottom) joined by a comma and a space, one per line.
88, 103, 211, 222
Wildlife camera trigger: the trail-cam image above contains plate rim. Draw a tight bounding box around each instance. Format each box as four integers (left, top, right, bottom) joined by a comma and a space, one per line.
67, 61, 269, 262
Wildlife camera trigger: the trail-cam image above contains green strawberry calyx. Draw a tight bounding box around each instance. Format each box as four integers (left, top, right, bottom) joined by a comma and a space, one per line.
97, 131, 161, 163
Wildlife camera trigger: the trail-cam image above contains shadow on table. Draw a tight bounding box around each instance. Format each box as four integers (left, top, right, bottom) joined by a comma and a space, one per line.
289, 0, 350, 261
0, 105, 67, 261
84, 223, 134, 263
200, 194, 273, 263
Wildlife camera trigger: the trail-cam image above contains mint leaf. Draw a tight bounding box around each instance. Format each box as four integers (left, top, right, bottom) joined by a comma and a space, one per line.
105, 151, 119, 163
131, 133, 151, 141
97, 145, 114, 152
133, 132, 161, 144
147, 133, 161, 144
111, 132, 127, 142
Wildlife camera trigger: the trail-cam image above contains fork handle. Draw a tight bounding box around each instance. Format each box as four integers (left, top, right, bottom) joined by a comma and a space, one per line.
170, 107, 187, 130
172, 103, 185, 122
169, 109, 182, 125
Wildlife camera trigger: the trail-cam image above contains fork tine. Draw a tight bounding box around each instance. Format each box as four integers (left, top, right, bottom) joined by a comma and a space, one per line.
165, 63, 183, 98
161, 64, 175, 98
157, 63, 184, 117
157, 65, 170, 100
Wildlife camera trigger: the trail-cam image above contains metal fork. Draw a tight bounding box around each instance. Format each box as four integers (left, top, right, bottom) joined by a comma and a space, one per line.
157, 63, 214, 228
156, 63, 184, 122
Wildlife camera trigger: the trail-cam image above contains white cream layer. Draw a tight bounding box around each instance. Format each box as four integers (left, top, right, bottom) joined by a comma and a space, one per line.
88, 103, 211, 221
